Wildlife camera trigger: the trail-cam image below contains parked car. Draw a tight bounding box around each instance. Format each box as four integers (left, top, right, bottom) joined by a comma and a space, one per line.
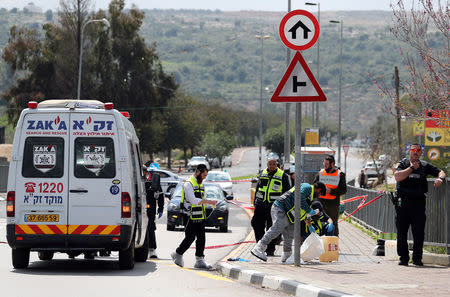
210, 155, 232, 168
364, 161, 385, 179
149, 169, 180, 194
166, 183, 232, 232
187, 156, 210, 172
204, 170, 233, 198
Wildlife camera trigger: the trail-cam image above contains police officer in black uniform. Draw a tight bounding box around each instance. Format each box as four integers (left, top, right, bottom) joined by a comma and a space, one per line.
145, 169, 165, 259
394, 143, 446, 266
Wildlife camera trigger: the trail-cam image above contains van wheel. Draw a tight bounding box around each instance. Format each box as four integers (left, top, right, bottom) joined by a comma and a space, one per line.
12, 248, 30, 269
135, 230, 149, 262
167, 224, 175, 231
38, 251, 54, 261
119, 238, 135, 270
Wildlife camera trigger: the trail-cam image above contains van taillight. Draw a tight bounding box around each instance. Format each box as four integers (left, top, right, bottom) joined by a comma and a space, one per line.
7, 191, 15, 217
121, 192, 131, 218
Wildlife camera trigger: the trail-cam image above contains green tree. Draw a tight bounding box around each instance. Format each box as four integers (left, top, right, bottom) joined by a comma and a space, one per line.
263, 126, 285, 156
1, 0, 177, 154
363, 115, 397, 184
199, 131, 235, 170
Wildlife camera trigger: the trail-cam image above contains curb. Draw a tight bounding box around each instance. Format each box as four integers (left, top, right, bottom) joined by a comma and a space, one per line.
217, 262, 359, 297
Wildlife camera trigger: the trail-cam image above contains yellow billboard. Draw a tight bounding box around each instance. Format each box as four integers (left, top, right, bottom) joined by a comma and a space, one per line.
305, 128, 319, 145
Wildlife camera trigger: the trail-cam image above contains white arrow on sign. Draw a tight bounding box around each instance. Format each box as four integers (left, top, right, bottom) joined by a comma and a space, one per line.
271, 51, 326, 103
279, 10, 320, 51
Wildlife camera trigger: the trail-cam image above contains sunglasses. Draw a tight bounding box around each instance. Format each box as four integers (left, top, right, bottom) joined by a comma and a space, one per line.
410, 148, 421, 152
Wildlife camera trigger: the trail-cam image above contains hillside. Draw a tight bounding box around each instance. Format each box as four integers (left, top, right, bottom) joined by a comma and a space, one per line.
0, 8, 441, 135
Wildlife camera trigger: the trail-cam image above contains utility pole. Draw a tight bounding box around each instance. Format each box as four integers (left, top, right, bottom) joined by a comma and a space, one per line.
284, 0, 291, 169
395, 66, 402, 160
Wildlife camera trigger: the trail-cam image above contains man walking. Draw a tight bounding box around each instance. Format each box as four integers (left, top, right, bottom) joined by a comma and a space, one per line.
171, 164, 217, 270
313, 155, 346, 236
251, 182, 326, 262
394, 143, 446, 266
251, 156, 291, 256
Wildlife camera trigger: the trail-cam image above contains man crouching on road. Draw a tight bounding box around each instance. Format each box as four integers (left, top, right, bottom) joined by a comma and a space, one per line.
171, 164, 217, 270
251, 182, 326, 263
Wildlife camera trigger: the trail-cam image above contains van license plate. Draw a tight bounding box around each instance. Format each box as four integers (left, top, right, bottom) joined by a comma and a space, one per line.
24, 214, 59, 222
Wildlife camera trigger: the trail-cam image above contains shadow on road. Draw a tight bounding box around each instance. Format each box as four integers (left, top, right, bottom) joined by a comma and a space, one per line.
11, 257, 158, 276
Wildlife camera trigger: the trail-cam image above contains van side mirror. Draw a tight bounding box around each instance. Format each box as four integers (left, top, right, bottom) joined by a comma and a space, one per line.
226, 194, 234, 201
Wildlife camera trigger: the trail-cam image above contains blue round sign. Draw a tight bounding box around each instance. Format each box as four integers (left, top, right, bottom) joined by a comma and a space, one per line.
110, 185, 120, 195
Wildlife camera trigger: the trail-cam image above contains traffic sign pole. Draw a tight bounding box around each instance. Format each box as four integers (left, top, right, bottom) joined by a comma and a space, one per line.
276, 10, 322, 267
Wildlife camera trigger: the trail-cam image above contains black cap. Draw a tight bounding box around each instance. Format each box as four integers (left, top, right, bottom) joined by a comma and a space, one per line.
314, 181, 327, 196
311, 201, 323, 212
197, 164, 208, 172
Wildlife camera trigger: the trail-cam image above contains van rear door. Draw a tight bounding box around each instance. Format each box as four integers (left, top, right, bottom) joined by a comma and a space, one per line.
14, 112, 70, 235
67, 113, 122, 235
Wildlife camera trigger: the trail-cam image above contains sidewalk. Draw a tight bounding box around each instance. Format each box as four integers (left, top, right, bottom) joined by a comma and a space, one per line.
217, 216, 450, 297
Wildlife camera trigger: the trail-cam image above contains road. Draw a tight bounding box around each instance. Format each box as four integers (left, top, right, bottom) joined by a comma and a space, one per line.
0, 146, 370, 297
0, 148, 285, 297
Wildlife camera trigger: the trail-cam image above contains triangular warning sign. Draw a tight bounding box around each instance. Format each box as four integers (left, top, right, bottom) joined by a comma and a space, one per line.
271, 51, 327, 102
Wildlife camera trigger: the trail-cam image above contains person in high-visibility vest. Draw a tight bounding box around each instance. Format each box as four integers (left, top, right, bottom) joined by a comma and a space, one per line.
302, 201, 334, 238
313, 155, 346, 236
251, 182, 326, 263
171, 164, 217, 270
251, 156, 291, 257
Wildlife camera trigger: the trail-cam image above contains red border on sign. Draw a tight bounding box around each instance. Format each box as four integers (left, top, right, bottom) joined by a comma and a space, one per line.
271, 51, 327, 103
279, 10, 320, 51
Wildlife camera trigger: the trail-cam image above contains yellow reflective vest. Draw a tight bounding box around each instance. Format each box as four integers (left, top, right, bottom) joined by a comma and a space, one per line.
286, 186, 314, 224
255, 168, 285, 203
181, 176, 206, 221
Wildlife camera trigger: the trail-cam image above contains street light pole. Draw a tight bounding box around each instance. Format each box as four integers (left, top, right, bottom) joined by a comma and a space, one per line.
330, 19, 343, 167
77, 18, 110, 100
305, 2, 320, 129
284, 0, 291, 169
256, 34, 270, 173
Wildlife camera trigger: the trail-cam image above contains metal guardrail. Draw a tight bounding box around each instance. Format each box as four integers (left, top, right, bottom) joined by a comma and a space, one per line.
345, 179, 449, 254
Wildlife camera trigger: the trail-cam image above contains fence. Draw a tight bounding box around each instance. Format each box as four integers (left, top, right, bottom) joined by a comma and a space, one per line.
344, 179, 449, 254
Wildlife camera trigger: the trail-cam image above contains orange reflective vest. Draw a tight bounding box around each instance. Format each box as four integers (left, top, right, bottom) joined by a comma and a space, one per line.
318, 169, 341, 200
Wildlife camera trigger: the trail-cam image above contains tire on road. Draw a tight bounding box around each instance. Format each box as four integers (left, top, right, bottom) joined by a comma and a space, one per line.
167, 224, 175, 231
135, 230, 149, 262
12, 248, 30, 269
119, 237, 135, 270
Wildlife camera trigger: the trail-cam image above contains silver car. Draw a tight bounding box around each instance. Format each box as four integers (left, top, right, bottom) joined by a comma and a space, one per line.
150, 169, 180, 193
364, 161, 384, 178
187, 156, 210, 172
204, 170, 233, 198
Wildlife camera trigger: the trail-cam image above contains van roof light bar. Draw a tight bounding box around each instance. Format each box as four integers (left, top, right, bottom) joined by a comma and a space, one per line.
28, 101, 38, 109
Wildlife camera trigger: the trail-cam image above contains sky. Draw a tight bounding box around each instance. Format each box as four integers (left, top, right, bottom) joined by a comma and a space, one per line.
1, 0, 395, 12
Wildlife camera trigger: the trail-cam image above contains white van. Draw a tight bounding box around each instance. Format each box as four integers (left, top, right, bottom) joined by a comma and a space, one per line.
6, 100, 149, 270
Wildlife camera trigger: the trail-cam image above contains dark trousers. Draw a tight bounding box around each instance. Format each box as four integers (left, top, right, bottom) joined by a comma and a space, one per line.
147, 207, 157, 249
251, 203, 278, 254
176, 219, 205, 257
396, 199, 426, 262
318, 198, 340, 236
